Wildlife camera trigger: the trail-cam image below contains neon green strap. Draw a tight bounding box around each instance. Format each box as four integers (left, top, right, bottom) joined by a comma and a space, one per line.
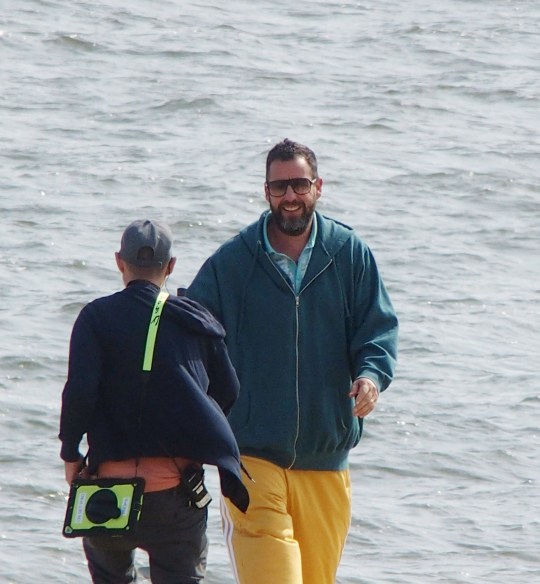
142, 291, 169, 372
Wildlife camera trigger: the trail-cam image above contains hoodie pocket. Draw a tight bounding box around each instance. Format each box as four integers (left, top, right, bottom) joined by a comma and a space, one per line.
228, 387, 251, 434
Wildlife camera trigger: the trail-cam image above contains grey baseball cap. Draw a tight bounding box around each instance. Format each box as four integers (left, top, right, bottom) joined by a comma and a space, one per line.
119, 219, 173, 268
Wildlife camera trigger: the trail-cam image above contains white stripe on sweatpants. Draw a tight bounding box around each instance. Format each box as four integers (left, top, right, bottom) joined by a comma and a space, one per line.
220, 495, 241, 584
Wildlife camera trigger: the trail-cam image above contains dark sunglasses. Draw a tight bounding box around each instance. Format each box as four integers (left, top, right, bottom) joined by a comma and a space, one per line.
266, 178, 317, 197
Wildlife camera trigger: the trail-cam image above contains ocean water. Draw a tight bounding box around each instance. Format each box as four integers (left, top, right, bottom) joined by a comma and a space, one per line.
1, 0, 539, 582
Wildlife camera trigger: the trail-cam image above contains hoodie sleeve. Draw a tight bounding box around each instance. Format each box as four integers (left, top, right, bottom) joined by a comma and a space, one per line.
58, 307, 102, 461
206, 338, 240, 415
349, 239, 399, 392
187, 257, 223, 323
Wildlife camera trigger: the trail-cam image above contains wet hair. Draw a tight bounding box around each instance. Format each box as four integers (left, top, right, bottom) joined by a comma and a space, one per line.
265, 139, 318, 180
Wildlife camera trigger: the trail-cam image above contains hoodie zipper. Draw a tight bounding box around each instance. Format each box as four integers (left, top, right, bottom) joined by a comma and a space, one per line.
291, 294, 300, 468
264, 254, 301, 467
265, 252, 333, 469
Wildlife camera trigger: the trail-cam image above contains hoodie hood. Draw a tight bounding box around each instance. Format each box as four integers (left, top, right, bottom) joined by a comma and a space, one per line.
166, 295, 226, 338
124, 280, 226, 339
239, 210, 354, 261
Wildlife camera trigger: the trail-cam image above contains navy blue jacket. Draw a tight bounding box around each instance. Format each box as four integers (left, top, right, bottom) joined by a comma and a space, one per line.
59, 280, 249, 512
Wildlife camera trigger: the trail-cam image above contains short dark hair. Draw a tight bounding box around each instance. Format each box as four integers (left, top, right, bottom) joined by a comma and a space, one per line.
265, 139, 318, 180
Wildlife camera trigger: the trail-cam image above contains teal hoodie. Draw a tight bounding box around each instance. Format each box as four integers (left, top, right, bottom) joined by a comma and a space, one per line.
187, 211, 398, 471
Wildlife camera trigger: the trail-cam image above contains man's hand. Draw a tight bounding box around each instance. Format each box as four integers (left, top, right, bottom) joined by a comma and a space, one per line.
349, 377, 379, 418
64, 458, 86, 485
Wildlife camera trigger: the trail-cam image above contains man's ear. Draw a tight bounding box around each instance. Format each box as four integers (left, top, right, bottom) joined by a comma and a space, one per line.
315, 177, 323, 198
166, 257, 176, 276
115, 252, 125, 273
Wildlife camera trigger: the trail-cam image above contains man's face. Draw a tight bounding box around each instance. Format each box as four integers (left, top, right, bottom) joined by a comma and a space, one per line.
265, 157, 322, 236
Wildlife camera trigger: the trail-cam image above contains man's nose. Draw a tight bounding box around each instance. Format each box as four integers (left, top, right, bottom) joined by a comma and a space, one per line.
283, 184, 297, 199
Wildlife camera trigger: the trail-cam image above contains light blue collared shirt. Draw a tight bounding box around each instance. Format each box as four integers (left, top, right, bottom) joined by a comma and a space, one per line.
263, 212, 318, 293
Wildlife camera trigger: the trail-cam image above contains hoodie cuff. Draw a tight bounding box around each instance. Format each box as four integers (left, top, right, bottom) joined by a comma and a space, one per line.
60, 443, 82, 462
355, 374, 380, 394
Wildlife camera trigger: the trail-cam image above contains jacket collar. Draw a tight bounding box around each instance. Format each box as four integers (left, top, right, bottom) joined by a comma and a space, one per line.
238, 211, 353, 293
242, 210, 352, 254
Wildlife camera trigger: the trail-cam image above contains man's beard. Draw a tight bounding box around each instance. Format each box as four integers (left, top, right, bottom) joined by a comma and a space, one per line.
271, 204, 315, 236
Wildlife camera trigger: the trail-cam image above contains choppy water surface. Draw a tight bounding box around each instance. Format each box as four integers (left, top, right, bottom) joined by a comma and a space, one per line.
1, 1, 539, 582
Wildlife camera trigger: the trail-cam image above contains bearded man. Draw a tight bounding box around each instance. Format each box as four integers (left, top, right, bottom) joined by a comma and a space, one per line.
187, 139, 398, 584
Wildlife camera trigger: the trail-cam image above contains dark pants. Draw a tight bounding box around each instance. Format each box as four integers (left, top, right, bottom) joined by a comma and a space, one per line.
83, 485, 208, 584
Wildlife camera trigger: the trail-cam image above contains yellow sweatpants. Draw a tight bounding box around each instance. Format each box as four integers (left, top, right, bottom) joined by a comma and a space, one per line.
221, 456, 351, 584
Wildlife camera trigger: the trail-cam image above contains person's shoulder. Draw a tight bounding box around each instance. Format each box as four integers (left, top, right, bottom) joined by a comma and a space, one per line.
167, 294, 226, 338
79, 289, 124, 316
317, 213, 358, 244
208, 217, 261, 260
168, 293, 209, 314
319, 212, 359, 235
69, 291, 120, 331
319, 213, 368, 245
317, 214, 374, 265
86, 289, 123, 307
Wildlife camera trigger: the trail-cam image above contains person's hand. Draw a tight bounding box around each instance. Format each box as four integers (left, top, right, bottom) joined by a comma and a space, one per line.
64, 458, 86, 485
349, 377, 379, 418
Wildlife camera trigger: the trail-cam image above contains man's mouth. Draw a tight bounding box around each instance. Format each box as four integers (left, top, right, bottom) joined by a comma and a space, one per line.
280, 204, 303, 213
